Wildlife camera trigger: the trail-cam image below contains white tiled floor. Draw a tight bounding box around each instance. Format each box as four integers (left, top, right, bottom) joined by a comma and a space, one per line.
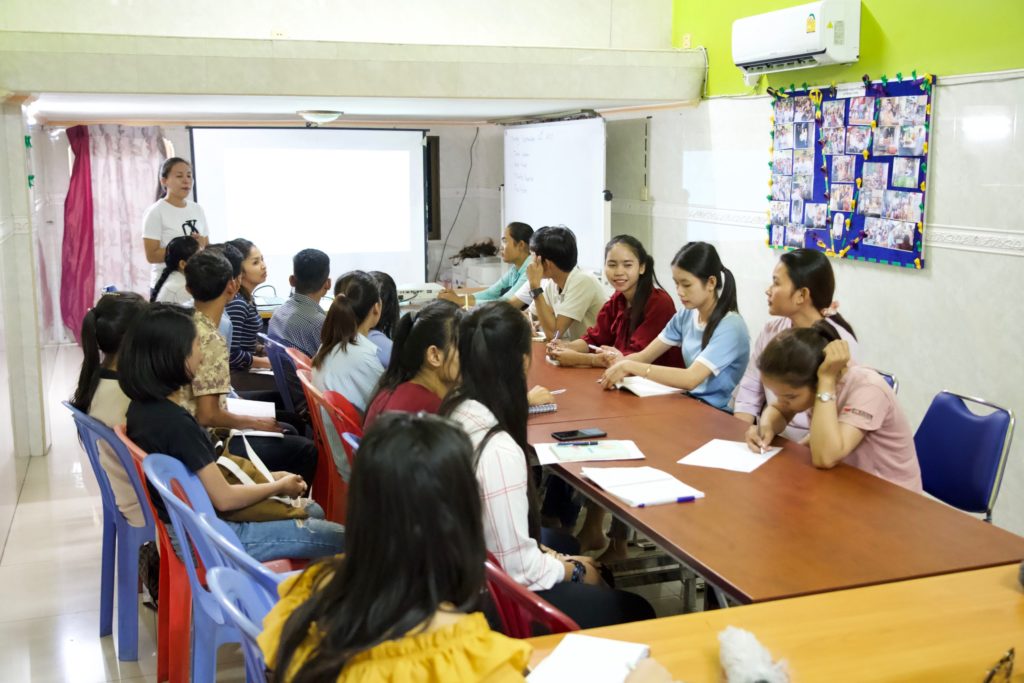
0, 345, 244, 683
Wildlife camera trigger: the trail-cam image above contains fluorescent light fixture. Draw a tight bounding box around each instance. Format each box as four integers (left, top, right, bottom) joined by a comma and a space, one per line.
297, 110, 343, 125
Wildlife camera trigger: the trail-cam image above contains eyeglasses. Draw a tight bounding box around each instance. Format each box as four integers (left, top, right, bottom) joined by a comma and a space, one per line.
984, 648, 1014, 683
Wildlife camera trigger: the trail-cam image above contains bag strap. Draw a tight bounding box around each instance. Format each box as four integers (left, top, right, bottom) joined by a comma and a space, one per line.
228, 430, 276, 482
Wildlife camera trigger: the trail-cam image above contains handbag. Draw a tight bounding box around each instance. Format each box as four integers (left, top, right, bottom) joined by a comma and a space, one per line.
216, 431, 312, 523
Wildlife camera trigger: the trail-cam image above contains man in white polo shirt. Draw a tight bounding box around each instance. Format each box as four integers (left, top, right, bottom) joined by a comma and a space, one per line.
514, 225, 607, 341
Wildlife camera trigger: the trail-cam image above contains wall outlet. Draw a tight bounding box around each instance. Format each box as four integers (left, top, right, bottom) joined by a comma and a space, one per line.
682, 33, 692, 49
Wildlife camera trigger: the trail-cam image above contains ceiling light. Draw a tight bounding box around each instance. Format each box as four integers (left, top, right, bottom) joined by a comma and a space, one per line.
297, 110, 343, 126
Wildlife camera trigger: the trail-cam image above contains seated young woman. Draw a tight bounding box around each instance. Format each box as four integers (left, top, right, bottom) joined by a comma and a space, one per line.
313, 270, 385, 414
366, 271, 399, 367
152, 235, 200, 305
70, 291, 149, 527
600, 241, 750, 413
546, 235, 682, 369
442, 302, 655, 630
121, 303, 345, 560
223, 237, 276, 393
363, 300, 463, 429
734, 248, 859, 440
747, 322, 922, 492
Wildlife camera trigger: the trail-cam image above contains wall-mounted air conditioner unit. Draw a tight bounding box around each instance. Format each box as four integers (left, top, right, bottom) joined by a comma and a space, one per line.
732, 0, 860, 86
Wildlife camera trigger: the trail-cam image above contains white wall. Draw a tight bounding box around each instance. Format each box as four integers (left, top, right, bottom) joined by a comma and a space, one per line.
609, 75, 1024, 535
0, 0, 672, 50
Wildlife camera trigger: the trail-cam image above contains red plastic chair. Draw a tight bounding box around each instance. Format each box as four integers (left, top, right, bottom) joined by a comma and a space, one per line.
483, 555, 580, 638
285, 346, 312, 371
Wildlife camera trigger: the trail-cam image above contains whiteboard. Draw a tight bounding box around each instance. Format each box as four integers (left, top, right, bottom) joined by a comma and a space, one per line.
504, 118, 607, 271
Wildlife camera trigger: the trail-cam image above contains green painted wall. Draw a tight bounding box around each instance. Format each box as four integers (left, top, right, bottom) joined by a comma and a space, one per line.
673, 1, 1024, 97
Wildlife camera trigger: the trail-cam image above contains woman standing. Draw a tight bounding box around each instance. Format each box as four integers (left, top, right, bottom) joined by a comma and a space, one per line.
142, 157, 208, 288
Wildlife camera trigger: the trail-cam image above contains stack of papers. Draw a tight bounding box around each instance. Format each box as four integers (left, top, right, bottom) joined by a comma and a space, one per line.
581, 465, 704, 507
615, 376, 679, 397
678, 439, 782, 473
528, 634, 650, 682
536, 440, 645, 465
224, 397, 283, 438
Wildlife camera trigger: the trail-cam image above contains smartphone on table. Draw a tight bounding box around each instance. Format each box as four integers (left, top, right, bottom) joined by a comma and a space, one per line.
551, 427, 608, 442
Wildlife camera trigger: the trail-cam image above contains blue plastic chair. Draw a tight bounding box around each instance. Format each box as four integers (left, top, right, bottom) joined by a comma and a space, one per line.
143, 454, 242, 683
63, 401, 155, 661
871, 369, 899, 394
206, 567, 275, 683
195, 512, 286, 598
258, 333, 296, 414
914, 390, 1015, 522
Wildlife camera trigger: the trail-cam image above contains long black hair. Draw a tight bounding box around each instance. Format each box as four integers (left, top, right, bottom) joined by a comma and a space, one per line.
313, 271, 381, 368
372, 299, 462, 398
672, 242, 738, 349
440, 302, 540, 539
118, 304, 198, 402
70, 292, 148, 412
605, 234, 662, 335
369, 271, 399, 339
779, 249, 857, 339
226, 238, 255, 301
151, 235, 200, 302
275, 412, 485, 682
758, 320, 842, 388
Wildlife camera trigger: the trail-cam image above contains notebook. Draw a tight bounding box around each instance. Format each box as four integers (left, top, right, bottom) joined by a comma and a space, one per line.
535, 440, 645, 465
614, 376, 679, 397
224, 397, 283, 438
581, 465, 704, 507
678, 438, 782, 473
528, 634, 650, 682
528, 403, 558, 415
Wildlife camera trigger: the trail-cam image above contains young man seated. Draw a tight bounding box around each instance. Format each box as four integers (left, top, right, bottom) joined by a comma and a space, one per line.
268, 248, 331, 358
183, 250, 318, 483
513, 225, 608, 340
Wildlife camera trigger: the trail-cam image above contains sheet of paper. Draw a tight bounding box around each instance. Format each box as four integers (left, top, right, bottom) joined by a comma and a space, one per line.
678, 438, 782, 473
535, 440, 645, 466
225, 397, 276, 419
238, 429, 284, 439
528, 633, 649, 682
581, 466, 704, 507
248, 367, 275, 376
617, 376, 679, 397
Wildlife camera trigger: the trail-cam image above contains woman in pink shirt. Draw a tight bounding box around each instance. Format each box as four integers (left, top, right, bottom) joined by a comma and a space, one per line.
735, 249, 858, 440
748, 322, 922, 492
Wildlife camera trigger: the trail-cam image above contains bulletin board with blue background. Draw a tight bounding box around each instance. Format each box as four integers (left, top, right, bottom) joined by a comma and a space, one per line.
766, 73, 935, 269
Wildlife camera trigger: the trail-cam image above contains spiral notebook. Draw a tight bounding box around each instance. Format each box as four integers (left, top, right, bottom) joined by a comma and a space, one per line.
528, 403, 558, 415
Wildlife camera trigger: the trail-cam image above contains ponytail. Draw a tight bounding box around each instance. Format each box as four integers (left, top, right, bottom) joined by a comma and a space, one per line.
152, 235, 200, 302
313, 271, 380, 369
758, 320, 841, 389
672, 242, 739, 349
71, 309, 102, 412
779, 248, 857, 339
70, 292, 148, 411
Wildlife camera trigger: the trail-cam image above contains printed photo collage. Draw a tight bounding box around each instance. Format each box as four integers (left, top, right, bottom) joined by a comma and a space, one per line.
771, 90, 929, 259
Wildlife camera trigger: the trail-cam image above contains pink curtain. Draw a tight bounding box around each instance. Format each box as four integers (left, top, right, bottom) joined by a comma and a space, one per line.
60, 125, 95, 343
89, 125, 165, 295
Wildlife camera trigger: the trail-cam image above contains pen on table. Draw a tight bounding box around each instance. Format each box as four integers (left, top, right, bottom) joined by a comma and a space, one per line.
555, 441, 599, 447
638, 496, 696, 508
550, 389, 566, 395
552, 329, 562, 341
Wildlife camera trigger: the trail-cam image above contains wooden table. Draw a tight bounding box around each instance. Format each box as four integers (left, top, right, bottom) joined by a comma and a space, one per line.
527, 564, 1024, 682
527, 344, 1024, 604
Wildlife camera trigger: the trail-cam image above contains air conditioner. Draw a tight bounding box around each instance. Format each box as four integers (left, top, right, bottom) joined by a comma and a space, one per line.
732, 0, 860, 86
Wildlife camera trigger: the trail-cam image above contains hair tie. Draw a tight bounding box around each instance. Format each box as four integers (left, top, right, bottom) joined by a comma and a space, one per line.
821, 301, 840, 317
719, 270, 727, 289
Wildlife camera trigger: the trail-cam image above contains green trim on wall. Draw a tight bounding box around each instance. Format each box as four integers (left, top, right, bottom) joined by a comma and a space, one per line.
673, 1, 1024, 97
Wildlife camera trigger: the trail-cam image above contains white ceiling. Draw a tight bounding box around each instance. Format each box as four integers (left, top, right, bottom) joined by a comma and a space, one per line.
29, 93, 667, 124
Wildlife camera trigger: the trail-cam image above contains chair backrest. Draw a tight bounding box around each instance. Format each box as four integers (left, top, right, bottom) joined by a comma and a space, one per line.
914, 390, 1015, 521
296, 369, 348, 523
62, 401, 155, 534
206, 566, 274, 683
196, 512, 284, 598
483, 556, 579, 638
286, 347, 313, 372
258, 333, 297, 414
142, 453, 231, 625
871, 369, 899, 394
341, 432, 360, 455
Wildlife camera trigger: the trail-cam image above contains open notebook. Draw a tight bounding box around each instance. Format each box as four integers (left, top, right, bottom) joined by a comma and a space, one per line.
535, 440, 645, 465
528, 634, 650, 682
581, 466, 704, 507
614, 376, 679, 397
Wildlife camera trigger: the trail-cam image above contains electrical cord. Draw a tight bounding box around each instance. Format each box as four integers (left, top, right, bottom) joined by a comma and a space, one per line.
433, 126, 480, 282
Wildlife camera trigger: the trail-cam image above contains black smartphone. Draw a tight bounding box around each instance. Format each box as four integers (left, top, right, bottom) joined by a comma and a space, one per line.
551, 428, 608, 442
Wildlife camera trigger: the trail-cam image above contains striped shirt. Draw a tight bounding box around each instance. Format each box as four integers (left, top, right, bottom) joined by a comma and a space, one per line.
225, 293, 263, 370
267, 293, 325, 358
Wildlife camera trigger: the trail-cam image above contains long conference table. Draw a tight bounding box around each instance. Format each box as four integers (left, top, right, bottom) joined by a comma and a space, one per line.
525, 343, 1024, 605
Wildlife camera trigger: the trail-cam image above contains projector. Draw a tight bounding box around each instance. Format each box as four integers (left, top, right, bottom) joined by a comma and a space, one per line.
397, 282, 442, 305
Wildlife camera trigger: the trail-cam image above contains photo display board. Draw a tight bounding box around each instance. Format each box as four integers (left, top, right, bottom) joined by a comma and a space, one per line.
766, 74, 935, 269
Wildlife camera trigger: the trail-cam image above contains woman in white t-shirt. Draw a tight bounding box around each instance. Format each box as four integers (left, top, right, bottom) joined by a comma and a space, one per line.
142, 157, 209, 286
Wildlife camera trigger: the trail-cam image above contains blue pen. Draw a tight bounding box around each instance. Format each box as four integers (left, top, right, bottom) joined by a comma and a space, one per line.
555, 441, 599, 447
638, 496, 696, 508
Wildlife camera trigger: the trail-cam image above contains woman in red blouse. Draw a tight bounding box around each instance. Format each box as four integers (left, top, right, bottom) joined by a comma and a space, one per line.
546, 235, 683, 368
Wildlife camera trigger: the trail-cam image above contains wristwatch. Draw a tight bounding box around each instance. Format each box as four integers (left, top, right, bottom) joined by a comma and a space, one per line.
816, 391, 835, 403
530, 287, 544, 300
568, 558, 586, 583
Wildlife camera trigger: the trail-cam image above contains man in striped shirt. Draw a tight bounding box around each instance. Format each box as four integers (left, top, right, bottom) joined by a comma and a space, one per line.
268, 249, 331, 358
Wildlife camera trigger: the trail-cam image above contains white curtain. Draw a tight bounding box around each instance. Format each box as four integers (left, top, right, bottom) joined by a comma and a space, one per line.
88, 125, 165, 295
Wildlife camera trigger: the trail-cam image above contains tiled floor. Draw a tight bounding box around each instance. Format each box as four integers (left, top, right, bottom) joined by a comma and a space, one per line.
0, 345, 244, 683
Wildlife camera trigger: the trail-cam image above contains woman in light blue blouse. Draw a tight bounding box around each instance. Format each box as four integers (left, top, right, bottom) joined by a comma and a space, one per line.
438, 222, 534, 307
600, 242, 750, 412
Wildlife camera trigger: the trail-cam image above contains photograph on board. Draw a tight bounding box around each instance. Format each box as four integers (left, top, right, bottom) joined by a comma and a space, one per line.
791, 196, 805, 224
772, 174, 793, 201
793, 96, 814, 123
830, 184, 854, 212
775, 123, 794, 150
794, 122, 814, 149
832, 155, 856, 183
892, 157, 920, 189
793, 148, 814, 175
865, 217, 915, 252
901, 95, 928, 125
792, 174, 813, 201
883, 190, 923, 223
898, 125, 926, 156
848, 96, 876, 125
772, 224, 785, 247
857, 190, 884, 217
775, 98, 795, 124
832, 212, 846, 241
863, 161, 889, 190
873, 126, 899, 156
804, 203, 828, 229
823, 100, 845, 128
785, 223, 807, 248
879, 97, 901, 127
770, 200, 790, 226
846, 126, 872, 154
773, 149, 793, 175
823, 128, 845, 155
